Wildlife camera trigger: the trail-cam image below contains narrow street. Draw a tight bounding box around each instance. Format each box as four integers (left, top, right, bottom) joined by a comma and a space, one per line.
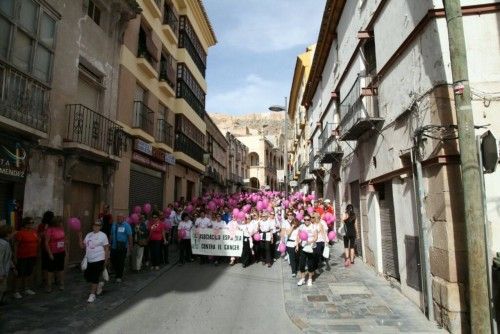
91, 260, 299, 334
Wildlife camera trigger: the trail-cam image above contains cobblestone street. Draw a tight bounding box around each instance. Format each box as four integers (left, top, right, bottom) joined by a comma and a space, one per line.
282, 243, 446, 333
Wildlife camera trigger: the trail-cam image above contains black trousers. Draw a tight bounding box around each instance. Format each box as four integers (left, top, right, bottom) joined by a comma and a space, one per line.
149, 240, 163, 267
179, 239, 191, 263
253, 240, 261, 262
241, 237, 251, 267
299, 249, 316, 273
314, 241, 325, 268
287, 246, 299, 274
261, 239, 272, 265
273, 232, 280, 259
162, 240, 170, 264
111, 248, 127, 279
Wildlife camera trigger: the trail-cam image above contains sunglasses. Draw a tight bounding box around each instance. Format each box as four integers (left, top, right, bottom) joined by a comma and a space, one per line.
304, 219, 310, 221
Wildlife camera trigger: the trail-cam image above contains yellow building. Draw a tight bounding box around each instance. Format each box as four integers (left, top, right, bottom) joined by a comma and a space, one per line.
288, 45, 316, 195
114, 0, 216, 213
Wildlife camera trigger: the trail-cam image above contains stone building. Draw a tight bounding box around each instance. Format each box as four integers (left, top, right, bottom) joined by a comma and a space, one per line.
225, 132, 248, 193
112, 0, 216, 213
300, 0, 500, 332
202, 113, 227, 194
0, 0, 139, 262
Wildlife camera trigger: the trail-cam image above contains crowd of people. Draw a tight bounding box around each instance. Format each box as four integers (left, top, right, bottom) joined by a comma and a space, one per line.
0, 191, 357, 305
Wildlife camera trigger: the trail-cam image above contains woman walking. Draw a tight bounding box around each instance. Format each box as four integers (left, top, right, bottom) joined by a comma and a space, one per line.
38, 211, 54, 290
79, 220, 109, 303
132, 215, 148, 272
259, 212, 273, 268
148, 211, 166, 270
285, 218, 300, 277
312, 212, 328, 270
44, 216, 67, 292
342, 204, 357, 267
13, 217, 38, 299
238, 216, 254, 268
296, 213, 318, 286
178, 212, 193, 266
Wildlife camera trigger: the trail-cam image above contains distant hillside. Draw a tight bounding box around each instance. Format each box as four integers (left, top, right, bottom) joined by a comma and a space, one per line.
209, 112, 289, 137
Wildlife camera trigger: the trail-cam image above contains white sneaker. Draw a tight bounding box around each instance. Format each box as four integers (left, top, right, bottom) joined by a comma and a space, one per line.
297, 278, 305, 286
96, 282, 104, 296
116, 278, 122, 283
13, 292, 22, 299
307, 279, 313, 286
87, 294, 96, 303
24, 289, 36, 295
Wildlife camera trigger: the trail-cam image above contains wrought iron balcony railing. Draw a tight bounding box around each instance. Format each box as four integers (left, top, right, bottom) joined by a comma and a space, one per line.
338, 74, 382, 141
175, 132, 204, 162
160, 56, 176, 89
163, 4, 178, 37
156, 119, 173, 147
65, 104, 123, 156
0, 65, 49, 132
133, 101, 155, 136
319, 122, 338, 149
309, 148, 321, 171
176, 81, 205, 119
179, 31, 206, 77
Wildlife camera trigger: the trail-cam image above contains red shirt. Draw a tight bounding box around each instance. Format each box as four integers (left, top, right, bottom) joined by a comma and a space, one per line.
148, 221, 165, 241
46, 227, 65, 254
16, 229, 39, 258
315, 206, 324, 216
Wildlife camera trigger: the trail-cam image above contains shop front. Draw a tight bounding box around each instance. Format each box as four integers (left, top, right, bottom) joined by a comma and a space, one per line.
0, 135, 28, 228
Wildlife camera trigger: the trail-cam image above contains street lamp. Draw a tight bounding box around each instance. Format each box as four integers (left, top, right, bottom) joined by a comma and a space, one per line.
269, 97, 288, 199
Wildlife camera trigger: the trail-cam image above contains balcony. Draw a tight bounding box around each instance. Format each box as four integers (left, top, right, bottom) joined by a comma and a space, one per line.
133, 101, 155, 137
300, 164, 314, 183
143, 0, 162, 18
338, 74, 383, 141
176, 81, 205, 119
137, 45, 158, 79
155, 119, 173, 147
175, 132, 204, 162
179, 17, 206, 77
309, 148, 321, 171
159, 58, 176, 97
0, 66, 49, 134
65, 104, 123, 158
319, 122, 337, 148
162, 4, 179, 44
320, 140, 343, 164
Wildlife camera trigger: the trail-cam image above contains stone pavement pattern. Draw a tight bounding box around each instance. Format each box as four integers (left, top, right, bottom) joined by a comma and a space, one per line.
282, 243, 446, 333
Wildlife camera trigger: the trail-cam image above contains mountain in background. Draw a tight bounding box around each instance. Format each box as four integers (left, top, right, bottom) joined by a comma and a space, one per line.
209, 112, 289, 137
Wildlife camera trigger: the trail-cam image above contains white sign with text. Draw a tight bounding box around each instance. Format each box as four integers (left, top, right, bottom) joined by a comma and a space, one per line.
191, 228, 243, 257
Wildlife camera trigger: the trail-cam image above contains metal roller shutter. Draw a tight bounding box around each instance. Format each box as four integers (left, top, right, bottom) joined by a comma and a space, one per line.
380, 181, 400, 280
129, 167, 163, 213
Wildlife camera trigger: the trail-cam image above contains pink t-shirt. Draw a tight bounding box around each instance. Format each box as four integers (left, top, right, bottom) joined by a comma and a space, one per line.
46, 227, 65, 254
148, 221, 165, 241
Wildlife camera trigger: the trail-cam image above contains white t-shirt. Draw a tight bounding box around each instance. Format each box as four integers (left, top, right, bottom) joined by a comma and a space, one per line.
259, 219, 274, 241
84, 231, 109, 263
178, 220, 193, 239
299, 223, 317, 248
211, 220, 225, 229
286, 228, 299, 247
195, 217, 211, 228
315, 220, 329, 243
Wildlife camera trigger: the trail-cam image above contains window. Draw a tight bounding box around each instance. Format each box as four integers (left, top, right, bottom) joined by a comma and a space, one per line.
0, 0, 57, 83
87, 0, 100, 25
77, 63, 103, 111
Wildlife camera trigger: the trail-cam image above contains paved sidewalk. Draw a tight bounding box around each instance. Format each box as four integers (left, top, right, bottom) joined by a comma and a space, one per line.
282, 243, 446, 333
0, 249, 178, 334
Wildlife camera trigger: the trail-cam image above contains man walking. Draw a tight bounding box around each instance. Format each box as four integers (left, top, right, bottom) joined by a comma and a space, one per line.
110, 215, 132, 283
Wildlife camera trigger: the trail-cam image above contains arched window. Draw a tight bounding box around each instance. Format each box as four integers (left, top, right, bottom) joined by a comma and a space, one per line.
249, 152, 259, 166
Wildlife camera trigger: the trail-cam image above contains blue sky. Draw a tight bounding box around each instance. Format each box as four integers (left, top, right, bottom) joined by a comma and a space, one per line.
204, 0, 326, 115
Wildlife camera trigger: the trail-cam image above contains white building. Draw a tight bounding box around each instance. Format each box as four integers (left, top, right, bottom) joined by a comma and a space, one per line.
302, 1, 500, 332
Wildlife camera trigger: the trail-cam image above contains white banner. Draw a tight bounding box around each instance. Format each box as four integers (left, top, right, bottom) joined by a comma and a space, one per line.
191, 228, 243, 257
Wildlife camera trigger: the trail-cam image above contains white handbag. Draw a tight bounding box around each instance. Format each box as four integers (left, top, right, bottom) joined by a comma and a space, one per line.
80, 256, 88, 271
322, 246, 330, 259
102, 268, 109, 282
302, 244, 314, 253
337, 222, 346, 237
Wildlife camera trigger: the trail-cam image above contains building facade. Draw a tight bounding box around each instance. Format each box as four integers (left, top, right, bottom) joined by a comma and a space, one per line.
288, 45, 315, 196
202, 113, 228, 194
0, 0, 140, 262
301, 1, 500, 332
113, 0, 216, 213
225, 132, 248, 193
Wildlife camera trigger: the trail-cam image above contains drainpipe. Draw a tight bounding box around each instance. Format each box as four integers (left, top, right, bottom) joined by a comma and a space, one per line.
411, 138, 434, 321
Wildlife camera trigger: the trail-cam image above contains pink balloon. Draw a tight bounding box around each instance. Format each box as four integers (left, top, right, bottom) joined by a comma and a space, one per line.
237, 212, 246, 221
232, 208, 240, 217
163, 208, 172, 217
328, 231, 336, 241
296, 212, 304, 221
278, 242, 286, 253
299, 230, 308, 241
143, 203, 152, 214
307, 207, 314, 214
178, 229, 187, 239
253, 233, 261, 241
68, 217, 81, 231
185, 205, 193, 213
133, 206, 142, 214
256, 201, 264, 211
